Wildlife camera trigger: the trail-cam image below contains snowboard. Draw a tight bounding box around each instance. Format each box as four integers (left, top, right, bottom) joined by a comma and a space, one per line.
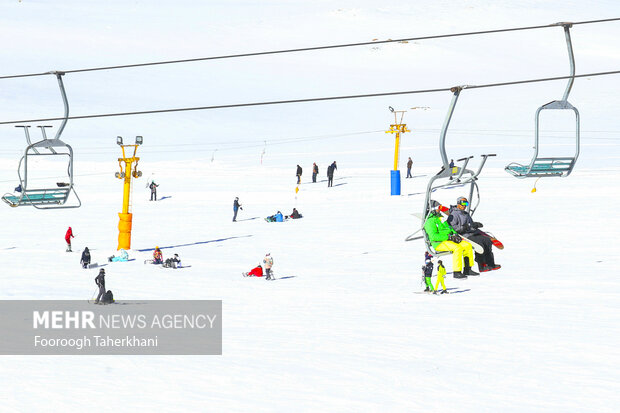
479, 230, 504, 250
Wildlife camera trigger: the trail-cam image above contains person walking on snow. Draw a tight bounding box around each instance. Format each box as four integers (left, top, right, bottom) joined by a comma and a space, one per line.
435, 260, 448, 294
312, 163, 319, 183
263, 253, 274, 280
406, 157, 413, 178
94, 269, 106, 304
296, 165, 303, 184
422, 259, 434, 293
447, 196, 500, 273
80, 247, 91, 269
149, 181, 159, 201
233, 197, 242, 222
423, 206, 477, 279
65, 227, 74, 252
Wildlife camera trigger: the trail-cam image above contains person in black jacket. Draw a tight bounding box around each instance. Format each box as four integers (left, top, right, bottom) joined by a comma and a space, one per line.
327, 161, 337, 187
406, 157, 413, 178
312, 163, 319, 183
233, 197, 242, 222
80, 247, 91, 269
94, 269, 106, 304
296, 165, 302, 184
149, 181, 159, 201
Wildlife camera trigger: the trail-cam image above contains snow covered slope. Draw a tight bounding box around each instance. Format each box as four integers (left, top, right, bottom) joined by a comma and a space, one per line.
1, 1, 619, 412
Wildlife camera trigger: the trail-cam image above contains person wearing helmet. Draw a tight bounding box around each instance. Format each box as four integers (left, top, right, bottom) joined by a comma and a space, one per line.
65, 226, 74, 252
422, 258, 434, 293
423, 205, 474, 279
94, 269, 106, 304
153, 247, 163, 264
447, 196, 500, 273
233, 197, 242, 222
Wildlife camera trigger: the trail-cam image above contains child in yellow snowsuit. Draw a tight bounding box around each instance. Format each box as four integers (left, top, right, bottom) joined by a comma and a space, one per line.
435, 260, 447, 294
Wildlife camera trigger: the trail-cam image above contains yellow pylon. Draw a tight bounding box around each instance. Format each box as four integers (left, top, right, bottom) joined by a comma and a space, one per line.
115, 136, 143, 250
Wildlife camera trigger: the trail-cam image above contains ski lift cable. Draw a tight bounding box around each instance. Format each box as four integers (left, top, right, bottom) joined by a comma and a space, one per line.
0, 18, 618, 80
0, 70, 619, 126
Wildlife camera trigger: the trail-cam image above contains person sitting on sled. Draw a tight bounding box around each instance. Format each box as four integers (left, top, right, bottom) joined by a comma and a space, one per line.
447, 196, 500, 272
153, 246, 163, 264
423, 205, 477, 279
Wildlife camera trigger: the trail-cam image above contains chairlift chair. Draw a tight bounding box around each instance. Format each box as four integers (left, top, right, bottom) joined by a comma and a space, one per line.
505, 23, 580, 178
1, 71, 81, 209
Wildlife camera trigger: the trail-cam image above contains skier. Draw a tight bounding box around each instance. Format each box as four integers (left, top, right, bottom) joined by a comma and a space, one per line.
65, 227, 74, 252
296, 165, 303, 184
312, 163, 319, 183
94, 268, 106, 304
423, 206, 476, 279
422, 259, 435, 293
263, 253, 274, 280
233, 197, 242, 222
80, 247, 91, 269
153, 246, 163, 264
435, 260, 448, 294
243, 265, 263, 277
149, 181, 159, 201
447, 196, 500, 272
406, 157, 413, 178
327, 161, 337, 187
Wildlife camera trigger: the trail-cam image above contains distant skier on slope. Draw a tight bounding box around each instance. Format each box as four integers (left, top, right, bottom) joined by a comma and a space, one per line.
233, 197, 242, 222
447, 196, 500, 273
149, 181, 159, 201
327, 161, 337, 187
65, 227, 74, 252
423, 206, 476, 279
312, 163, 319, 183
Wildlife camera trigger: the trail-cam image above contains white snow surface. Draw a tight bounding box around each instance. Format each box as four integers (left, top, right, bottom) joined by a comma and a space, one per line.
1, 1, 620, 412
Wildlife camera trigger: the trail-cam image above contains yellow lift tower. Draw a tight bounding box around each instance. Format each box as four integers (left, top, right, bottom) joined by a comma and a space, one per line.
385, 107, 409, 195
115, 136, 143, 250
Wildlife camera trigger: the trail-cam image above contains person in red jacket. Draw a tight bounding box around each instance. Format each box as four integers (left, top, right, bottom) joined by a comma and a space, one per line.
243, 265, 263, 277
153, 246, 163, 264
65, 227, 74, 252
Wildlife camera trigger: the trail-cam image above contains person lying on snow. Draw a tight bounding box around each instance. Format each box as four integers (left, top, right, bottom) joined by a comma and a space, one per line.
108, 249, 129, 262
265, 211, 284, 222
447, 196, 500, 273
423, 205, 477, 279
243, 265, 263, 277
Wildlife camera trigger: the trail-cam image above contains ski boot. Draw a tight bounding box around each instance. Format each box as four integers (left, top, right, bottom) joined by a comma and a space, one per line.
464, 257, 479, 276
453, 271, 467, 279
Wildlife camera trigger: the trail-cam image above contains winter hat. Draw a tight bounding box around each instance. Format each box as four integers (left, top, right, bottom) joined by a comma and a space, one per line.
235, 197, 239, 200
266, 253, 270, 256
425, 259, 431, 264
99, 269, 105, 274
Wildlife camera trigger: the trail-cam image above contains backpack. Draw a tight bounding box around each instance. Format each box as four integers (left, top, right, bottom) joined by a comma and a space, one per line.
102, 290, 114, 304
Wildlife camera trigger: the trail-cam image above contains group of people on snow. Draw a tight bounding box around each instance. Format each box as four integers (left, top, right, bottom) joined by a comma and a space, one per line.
294, 161, 337, 187
244, 253, 275, 280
